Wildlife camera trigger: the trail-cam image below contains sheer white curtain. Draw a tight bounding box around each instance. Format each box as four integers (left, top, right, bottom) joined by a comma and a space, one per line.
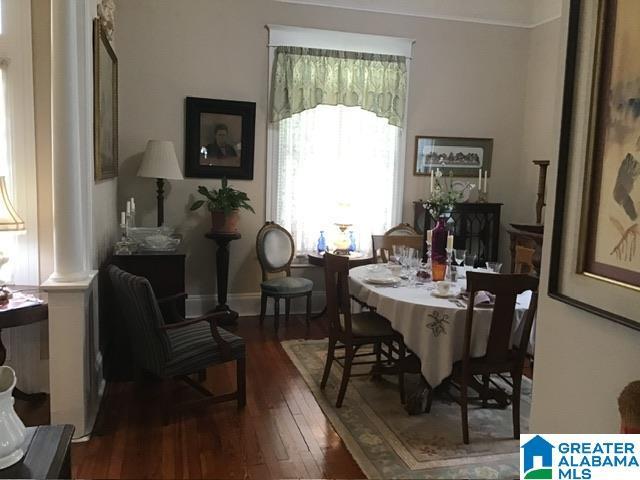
0, 63, 16, 281
274, 104, 400, 254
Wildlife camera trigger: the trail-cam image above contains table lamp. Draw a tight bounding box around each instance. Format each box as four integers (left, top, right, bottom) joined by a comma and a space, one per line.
137, 140, 184, 227
0, 176, 26, 291
333, 201, 352, 254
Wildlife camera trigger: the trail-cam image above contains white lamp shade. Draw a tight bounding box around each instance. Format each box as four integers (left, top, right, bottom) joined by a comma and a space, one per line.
0, 177, 25, 232
137, 140, 184, 180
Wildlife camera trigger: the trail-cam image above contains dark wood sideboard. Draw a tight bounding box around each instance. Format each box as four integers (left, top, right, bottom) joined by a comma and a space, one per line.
103, 249, 186, 380
413, 201, 502, 264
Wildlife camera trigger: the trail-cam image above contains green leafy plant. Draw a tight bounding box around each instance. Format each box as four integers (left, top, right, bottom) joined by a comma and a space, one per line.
190, 178, 255, 215
423, 168, 474, 219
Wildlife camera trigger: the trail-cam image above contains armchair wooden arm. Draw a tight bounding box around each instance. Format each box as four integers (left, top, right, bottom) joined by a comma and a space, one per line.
158, 311, 233, 359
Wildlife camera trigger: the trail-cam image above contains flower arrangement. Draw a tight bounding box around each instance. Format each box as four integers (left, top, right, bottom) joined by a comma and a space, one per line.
423, 168, 474, 219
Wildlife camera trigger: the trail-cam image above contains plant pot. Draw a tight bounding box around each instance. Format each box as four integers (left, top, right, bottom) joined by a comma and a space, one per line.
210, 210, 240, 234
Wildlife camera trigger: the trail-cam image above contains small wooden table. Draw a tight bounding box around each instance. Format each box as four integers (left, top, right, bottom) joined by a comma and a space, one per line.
0, 287, 48, 402
205, 232, 242, 325
0, 425, 74, 479
307, 252, 373, 269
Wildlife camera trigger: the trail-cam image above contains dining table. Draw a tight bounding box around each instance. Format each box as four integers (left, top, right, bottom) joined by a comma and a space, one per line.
348, 264, 533, 412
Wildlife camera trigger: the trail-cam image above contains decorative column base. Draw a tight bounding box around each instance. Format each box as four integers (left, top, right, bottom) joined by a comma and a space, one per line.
42, 271, 104, 440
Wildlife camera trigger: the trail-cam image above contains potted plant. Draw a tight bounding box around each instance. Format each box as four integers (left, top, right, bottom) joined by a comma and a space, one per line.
190, 178, 255, 233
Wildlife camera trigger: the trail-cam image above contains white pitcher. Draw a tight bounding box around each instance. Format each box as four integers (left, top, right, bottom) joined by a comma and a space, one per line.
0, 366, 26, 469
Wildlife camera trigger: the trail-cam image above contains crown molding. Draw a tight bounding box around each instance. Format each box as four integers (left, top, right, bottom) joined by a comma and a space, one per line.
274, 0, 562, 29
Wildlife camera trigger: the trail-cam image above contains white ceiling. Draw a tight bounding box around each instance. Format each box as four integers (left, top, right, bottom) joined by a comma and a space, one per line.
274, 0, 562, 28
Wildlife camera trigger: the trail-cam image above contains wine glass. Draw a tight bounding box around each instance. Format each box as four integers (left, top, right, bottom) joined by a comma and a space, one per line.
454, 249, 466, 266
392, 244, 404, 264
485, 261, 503, 273
464, 254, 477, 269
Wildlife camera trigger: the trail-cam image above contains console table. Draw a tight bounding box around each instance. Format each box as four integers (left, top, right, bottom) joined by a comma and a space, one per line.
413, 201, 502, 264
0, 288, 48, 402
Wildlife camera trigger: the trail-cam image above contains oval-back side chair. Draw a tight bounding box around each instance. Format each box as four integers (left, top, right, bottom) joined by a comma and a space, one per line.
256, 222, 313, 331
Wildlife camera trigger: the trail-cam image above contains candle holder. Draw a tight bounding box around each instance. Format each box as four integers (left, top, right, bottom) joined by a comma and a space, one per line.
477, 190, 488, 203
445, 248, 453, 281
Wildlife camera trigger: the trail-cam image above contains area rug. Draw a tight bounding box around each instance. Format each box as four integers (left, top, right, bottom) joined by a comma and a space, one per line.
281, 339, 531, 479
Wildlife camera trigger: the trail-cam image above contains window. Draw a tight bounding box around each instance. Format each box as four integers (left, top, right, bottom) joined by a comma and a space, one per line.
267, 26, 414, 255
275, 104, 400, 253
0, 0, 38, 284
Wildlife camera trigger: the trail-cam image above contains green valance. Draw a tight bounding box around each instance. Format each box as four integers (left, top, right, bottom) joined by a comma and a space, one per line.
270, 46, 407, 127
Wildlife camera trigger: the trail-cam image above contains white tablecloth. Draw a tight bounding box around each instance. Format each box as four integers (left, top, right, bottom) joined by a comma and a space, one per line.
348, 265, 532, 387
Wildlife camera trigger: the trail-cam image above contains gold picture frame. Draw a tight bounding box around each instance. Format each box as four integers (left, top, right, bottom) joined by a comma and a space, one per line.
549, 0, 640, 330
93, 17, 118, 181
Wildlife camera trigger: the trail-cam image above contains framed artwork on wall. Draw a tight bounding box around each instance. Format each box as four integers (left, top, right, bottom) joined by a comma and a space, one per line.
414, 136, 493, 177
93, 17, 118, 181
184, 97, 256, 180
549, 0, 640, 330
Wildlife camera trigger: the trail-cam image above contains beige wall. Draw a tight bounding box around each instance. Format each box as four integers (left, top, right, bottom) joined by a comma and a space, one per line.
515, 18, 562, 224
32, 0, 53, 283
530, 0, 640, 433
116, 0, 531, 297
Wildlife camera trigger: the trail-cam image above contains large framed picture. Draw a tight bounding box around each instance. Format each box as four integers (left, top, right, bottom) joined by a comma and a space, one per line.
414, 136, 493, 177
184, 97, 256, 179
549, 0, 640, 330
93, 18, 118, 181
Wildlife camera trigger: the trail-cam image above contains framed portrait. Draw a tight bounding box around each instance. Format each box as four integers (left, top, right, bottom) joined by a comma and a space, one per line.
414, 136, 493, 177
184, 97, 256, 179
549, 0, 640, 330
93, 18, 118, 181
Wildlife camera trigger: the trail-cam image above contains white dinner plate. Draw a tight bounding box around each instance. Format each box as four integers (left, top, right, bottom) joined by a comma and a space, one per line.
431, 290, 460, 299
364, 276, 401, 285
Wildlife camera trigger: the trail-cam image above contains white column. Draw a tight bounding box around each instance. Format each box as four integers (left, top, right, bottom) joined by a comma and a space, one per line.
49, 0, 87, 282
44, 0, 102, 440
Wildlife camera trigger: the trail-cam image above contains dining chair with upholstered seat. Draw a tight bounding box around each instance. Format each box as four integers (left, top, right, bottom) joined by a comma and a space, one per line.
107, 265, 246, 409
450, 271, 539, 444
321, 252, 406, 407
371, 234, 424, 263
256, 222, 313, 331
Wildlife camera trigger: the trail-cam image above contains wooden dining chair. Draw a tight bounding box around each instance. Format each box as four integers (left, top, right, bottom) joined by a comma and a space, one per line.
320, 252, 407, 407
256, 222, 313, 331
451, 271, 539, 444
514, 245, 536, 274
371, 234, 424, 263
384, 223, 419, 236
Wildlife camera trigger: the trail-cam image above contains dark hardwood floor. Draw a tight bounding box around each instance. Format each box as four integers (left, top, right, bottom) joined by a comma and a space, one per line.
13, 312, 535, 479
18, 315, 364, 479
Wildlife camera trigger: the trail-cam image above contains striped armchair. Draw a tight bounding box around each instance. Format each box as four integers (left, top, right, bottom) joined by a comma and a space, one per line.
107, 265, 246, 408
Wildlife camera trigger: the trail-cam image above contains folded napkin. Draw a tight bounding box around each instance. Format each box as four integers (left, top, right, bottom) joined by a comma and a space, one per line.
461, 291, 495, 306
474, 291, 495, 306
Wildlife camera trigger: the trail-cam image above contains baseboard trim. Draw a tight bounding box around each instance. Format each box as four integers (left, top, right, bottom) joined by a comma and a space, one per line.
186, 291, 327, 318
